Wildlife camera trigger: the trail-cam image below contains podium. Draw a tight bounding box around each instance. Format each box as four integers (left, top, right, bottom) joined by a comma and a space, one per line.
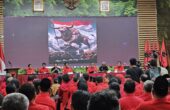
5, 68, 20, 75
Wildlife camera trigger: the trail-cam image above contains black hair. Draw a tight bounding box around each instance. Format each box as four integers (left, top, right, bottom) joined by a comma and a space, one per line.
83, 74, 89, 81
96, 77, 103, 83
73, 76, 79, 82
62, 74, 70, 83
28, 64, 31, 67
149, 59, 157, 67
124, 79, 135, 93
72, 90, 90, 110
33, 79, 41, 94
109, 82, 121, 99
0, 93, 3, 106
40, 78, 51, 92
129, 58, 137, 65
10, 78, 20, 90
140, 74, 149, 82
108, 77, 118, 85
19, 83, 36, 101
152, 76, 168, 98
42, 62, 46, 66
6, 84, 16, 94
88, 90, 119, 110
27, 75, 35, 82
77, 82, 88, 91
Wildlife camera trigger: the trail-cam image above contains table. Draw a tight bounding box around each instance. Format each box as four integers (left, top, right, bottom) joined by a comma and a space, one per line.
17, 72, 126, 85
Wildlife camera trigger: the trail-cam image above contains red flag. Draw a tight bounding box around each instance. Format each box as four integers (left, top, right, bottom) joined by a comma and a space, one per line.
160, 39, 168, 67
0, 43, 5, 75
144, 40, 151, 69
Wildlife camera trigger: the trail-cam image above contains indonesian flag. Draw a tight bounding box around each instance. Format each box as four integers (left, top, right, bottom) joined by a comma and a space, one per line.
160, 38, 168, 67
52, 20, 91, 27
144, 40, 151, 69
0, 43, 6, 75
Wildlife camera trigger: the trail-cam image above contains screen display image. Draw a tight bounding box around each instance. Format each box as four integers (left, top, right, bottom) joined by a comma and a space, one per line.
48, 20, 97, 64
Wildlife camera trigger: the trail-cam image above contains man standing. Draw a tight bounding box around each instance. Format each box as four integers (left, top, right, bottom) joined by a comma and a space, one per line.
126, 58, 143, 83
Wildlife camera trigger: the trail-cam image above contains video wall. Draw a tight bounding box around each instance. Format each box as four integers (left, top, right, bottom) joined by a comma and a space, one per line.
48, 20, 97, 64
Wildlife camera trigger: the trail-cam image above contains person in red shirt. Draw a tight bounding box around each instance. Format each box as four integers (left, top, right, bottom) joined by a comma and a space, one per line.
35, 78, 56, 110
58, 74, 71, 110
39, 63, 49, 74
87, 63, 98, 74
95, 77, 108, 92
26, 64, 35, 74
136, 76, 170, 110
139, 80, 154, 101
83, 74, 96, 93
119, 79, 143, 110
135, 74, 150, 96
19, 83, 49, 110
62, 62, 73, 74
114, 61, 124, 72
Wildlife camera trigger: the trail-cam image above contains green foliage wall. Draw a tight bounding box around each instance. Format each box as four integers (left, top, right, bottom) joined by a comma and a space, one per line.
4, 0, 137, 16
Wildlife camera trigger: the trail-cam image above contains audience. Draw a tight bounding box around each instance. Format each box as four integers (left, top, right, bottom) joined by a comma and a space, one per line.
0, 93, 3, 107
139, 80, 154, 101
35, 78, 56, 110
126, 58, 143, 83
71, 90, 90, 110
1, 93, 29, 110
6, 84, 16, 94
1, 58, 170, 110
136, 76, 170, 110
19, 83, 49, 110
145, 59, 161, 80
119, 79, 143, 110
88, 89, 119, 110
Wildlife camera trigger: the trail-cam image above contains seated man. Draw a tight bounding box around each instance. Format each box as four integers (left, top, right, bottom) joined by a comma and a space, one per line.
139, 80, 154, 101
87, 63, 98, 74
51, 63, 61, 73
2, 93, 29, 110
62, 62, 73, 74
88, 89, 119, 110
71, 90, 90, 110
35, 78, 56, 110
99, 62, 108, 73
39, 63, 50, 74
114, 61, 124, 72
26, 64, 35, 74
119, 79, 143, 110
136, 76, 170, 110
19, 83, 49, 110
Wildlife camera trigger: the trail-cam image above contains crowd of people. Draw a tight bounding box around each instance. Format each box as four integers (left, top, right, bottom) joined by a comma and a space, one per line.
0, 58, 170, 110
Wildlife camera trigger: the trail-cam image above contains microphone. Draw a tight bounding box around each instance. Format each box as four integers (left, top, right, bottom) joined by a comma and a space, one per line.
8, 61, 12, 68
